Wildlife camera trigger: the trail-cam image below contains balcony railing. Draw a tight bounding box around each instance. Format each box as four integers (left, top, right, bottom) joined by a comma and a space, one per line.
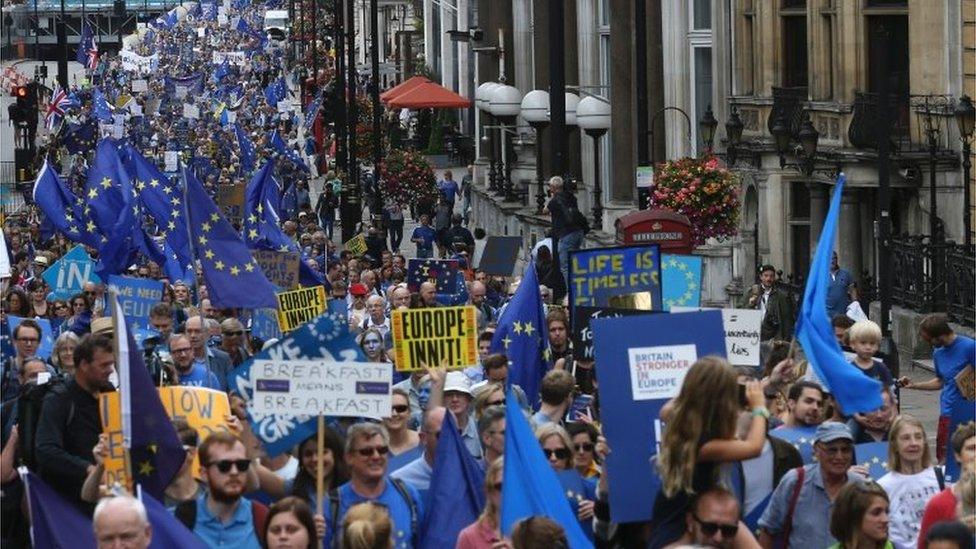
766, 86, 808, 139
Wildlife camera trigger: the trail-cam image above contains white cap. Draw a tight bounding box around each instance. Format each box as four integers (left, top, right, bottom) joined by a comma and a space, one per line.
443, 371, 472, 396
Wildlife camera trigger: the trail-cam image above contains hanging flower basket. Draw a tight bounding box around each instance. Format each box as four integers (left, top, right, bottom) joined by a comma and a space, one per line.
379, 149, 439, 205
648, 155, 741, 246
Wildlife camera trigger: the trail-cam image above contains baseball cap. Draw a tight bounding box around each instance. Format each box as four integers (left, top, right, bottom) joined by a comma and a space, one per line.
349, 283, 369, 297
443, 371, 472, 396
814, 421, 853, 444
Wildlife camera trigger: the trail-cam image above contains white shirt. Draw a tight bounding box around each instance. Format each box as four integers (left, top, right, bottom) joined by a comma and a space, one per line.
878, 468, 943, 549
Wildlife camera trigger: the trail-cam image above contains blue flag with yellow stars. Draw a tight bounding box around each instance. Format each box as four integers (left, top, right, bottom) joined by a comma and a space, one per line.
854, 441, 891, 480
31, 159, 103, 249
661, 254, 703, 311
62, 118, 97, 155
489, 262, 549, 406
268, 130, 309, 172
407, 258, 460, 293
234, 123, 257, 173
86, 139, 135, 235
768, 425, 818, 464
184, 166, 278, 308
110, 292, 184, 501
264, 77, 287, 106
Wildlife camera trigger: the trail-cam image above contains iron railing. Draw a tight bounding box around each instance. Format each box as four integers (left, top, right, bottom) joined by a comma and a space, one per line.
766, 86, 808, 138
890, 234, 975, 327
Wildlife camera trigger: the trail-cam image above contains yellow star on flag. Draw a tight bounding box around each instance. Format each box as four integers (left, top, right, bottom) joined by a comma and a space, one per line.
88, 188, 98, 199
214, 260, 225, 270
167, 220, 176, 230
230, 265, 240, 276
210, 213, 220, 222
86, 221, 97, 233
512, 321, 523, 335
244, 262, 255, 272
502, 335, 512, 348
149, 179, 159, 187
100, 177, 113, 189
201, 222, 211, 232
523, 322, 535, 336
198, 235, 208, 246
248, 229, 258, 239
170, 197, 180, 206
204, 249, 215, 259
163, 186, 173, 194
138, 461, 155, 476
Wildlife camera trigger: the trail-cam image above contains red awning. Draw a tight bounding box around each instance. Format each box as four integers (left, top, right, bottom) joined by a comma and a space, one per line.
387, 82, 472, 109
380, 76, 431, 104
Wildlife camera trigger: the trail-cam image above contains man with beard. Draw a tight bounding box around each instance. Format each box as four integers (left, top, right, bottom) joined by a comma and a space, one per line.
776, 381, 825, 429
665, 488, 760, 549
36, 334, 116, 511
175, 432, 267, 548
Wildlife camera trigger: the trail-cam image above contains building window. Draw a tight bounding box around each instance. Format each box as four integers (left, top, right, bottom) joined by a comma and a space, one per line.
867, 15, 910, 128
866, 0, 907, 6
692, 46, 713, 154
789, 181, 811, 278
692, 0, 711, 30
781, 15, 808, 87
782, 0, 806, 7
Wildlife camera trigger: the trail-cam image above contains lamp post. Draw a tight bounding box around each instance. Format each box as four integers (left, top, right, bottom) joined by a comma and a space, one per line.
725, 107, 744, 166
699, 104, 717, 153
797, 112, 820, 177
955, 95, 975, 247
564, 92, 580, 187
577, 95, 611, 230
478, 82, 501, 192
489, 84, 523, 201
521, 90, 550, 214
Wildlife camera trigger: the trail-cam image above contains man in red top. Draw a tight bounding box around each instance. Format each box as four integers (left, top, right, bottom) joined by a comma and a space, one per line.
916, 421, 975, 548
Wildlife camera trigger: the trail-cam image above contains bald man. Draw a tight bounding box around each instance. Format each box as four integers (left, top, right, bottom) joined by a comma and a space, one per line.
183, 316, 233, 390
419, 282, 439, 308
93, 496, 153, 549
390, 406, 447, 505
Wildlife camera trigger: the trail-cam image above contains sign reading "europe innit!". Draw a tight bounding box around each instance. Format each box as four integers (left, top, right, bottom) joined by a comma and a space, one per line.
390, 306, 478, 371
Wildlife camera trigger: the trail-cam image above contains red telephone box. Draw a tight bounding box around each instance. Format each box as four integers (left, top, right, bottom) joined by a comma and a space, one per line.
615, 209, 694, 255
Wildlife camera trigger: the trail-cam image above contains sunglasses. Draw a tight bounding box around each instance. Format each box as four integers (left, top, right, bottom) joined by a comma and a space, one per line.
574, 443, 595, 453
223, 331, 244, 336
543, 448, 571, 460
208, 459, 251, 473
355, 445, 389, 457
692, 514, 738, 538
488, 399, 505, 407
391, 404, 410, 414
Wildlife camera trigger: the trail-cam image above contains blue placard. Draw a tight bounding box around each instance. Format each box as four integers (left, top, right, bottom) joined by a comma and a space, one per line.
945, 398, 975, 482
41, 245, 102, 301
107, 275, 163, 334
769, 425, 818, 464
661, 254, 703, 311
568, 245, 662, 310
250, 308, 283, 343
8, 316, 55, 359
854, 441, 891, 480
592, 310, 726, 523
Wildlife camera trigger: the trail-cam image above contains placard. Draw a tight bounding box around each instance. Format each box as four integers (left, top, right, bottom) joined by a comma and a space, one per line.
107, 275, 164, 343
661, 254, 703, 311
276, 286, 327, 332
571, 306, 650, 361
636, 166, 654, 188
99, 387, 231, 488
568, 245, 662, 310
41, 245, 101, 300
477, 236, 521, 276
216, 183, 245, 220
131, 79, 148, 92
344, 234, 367, 255
252, 249, 300, 289
672, 307, 763, 368
592, 310, 725, 523
249, 359, 391, 418
164, 151, 179, 173
182, 103, 200, 119
390, 306, 478, 371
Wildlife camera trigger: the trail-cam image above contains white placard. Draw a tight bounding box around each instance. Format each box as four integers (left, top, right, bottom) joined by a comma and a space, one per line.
120, 50, 159, 74
164, 151, 179, 172
174, 85, 188, 99
627, 344, 697, 401
671, 307, 763, 367
131, 79, 148, 92
197, 27, 206, 37
636, 165, 654, 188
277, 99, 292, 113
226, 110, 237, 123
129, 103, 143, 116
183, 104, 200, 119
249, 359, 392, 418
217, 13, 228, 25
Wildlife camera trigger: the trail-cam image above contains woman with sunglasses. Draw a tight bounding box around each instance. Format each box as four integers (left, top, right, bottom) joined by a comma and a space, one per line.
457, 458, 505, 549
566, 422, 601, 479
472, 382, 506, 421
829, 481, 893, 549
384, 389, 421, 473
263, 496, 325, 549
254, 426, 349, 511
536, 423, 597, 542
66, 292, 91, 329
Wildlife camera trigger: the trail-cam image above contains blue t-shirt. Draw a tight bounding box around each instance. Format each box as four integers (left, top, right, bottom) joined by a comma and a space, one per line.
825, 269, 854, 318
388, 445, 423, 474
438, 180, 459, 203
327, 478, 425, 549
411, 225, 436, 251
178, 363, 223, 390
191, 493, 262, 549
935, 335, 976, 415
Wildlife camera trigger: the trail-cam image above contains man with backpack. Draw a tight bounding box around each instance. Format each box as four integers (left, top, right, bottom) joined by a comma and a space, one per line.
175, 431, 267, 548
34, 334, 116, 512
543, 176, 588, 285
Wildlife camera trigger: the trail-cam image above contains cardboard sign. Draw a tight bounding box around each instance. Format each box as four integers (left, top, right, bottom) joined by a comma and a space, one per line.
107, 275, 164, 345
571, 306, 651, 361
477, 236, 521, 276
182, 103, 200, 119
276, 286, 327, 332
42, 245, 101, 300
592, 310, 725, 523
99, 387, 231, 488
131, 79, 148, 93
661, 254, 703, 311
672, 307, 763, 368
344, 234, 367, 255
252, 250, 300, 289
216, 184, 245, 220
164, 151, 179, 172
249, 359, 392, 417
390, 306, 478, 371
568, 245, 662, 310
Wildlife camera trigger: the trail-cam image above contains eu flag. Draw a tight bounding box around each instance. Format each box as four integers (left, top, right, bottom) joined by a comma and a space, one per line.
500, 390, 591, 549
76, 20, 98, 69
420, 411, 485, 548
854, 442, 891, 480
794, 174, 882, 415
62, 118, 97, 155
268, 130, 308, 172
235, 123, 257, 172
264, 77, 287, 106
303, 90, 324, 130
86, 139, 135, 235
111, 292, 184, 500
406, 258, 459, 293
92, 88, 114, 123
661, 254, 703, 311
490, 262, 550, 406
213, 59, 230, 83
32, 159, 103, 249
184, 166, 278, 308
139, 488, 207, 548
22, 468, 96, 548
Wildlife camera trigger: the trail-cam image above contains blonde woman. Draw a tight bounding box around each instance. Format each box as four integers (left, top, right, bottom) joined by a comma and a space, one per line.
878, 415, 945, 549
650, 357, 768, 548
456, 458, 504, 548
341, 502, 393, 549
536, 423, 597, 542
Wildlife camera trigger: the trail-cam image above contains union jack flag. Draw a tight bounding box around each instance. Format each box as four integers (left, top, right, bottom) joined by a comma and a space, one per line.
45, 86, 77, 131
76, 21, 99, 70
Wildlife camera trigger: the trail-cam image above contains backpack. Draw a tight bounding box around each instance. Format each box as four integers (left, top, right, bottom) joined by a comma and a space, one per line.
175, 497, 269, 541
17, 378, 71, 471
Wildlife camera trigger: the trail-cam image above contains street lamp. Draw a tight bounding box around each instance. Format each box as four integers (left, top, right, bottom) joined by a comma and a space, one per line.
725, 107, 744, 166
564, 92, 580, 187
798, 112, 820, 176
771, 115, 791, 168
489, 84, 523, 201
479, 82, 501, 192
577, 95, 611, 230
955, 95, 975, 246
521, 90, 550, 214
699, 104, 717, 153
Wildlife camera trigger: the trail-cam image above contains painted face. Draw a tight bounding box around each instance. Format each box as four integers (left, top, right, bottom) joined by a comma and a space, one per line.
362, 335, 383, 357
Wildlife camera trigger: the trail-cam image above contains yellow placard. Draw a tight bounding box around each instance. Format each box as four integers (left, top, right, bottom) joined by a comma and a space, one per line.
98, 387, 232, 489
390, 305, 478, 371
344, 234, 368, 255
276, 285, 327, 332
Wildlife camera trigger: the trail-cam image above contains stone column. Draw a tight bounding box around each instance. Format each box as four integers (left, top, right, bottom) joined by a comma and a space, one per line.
424, 0, 436, 74
608, 1, 634, 202
808, 181, 827, 260
839, 187, 863, 283
440, 0, 456, 90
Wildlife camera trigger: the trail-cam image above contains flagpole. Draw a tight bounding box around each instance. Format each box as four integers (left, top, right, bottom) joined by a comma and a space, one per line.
109, 288, 135, 494
179, 161, 211, 385
316, 414, 325, 515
